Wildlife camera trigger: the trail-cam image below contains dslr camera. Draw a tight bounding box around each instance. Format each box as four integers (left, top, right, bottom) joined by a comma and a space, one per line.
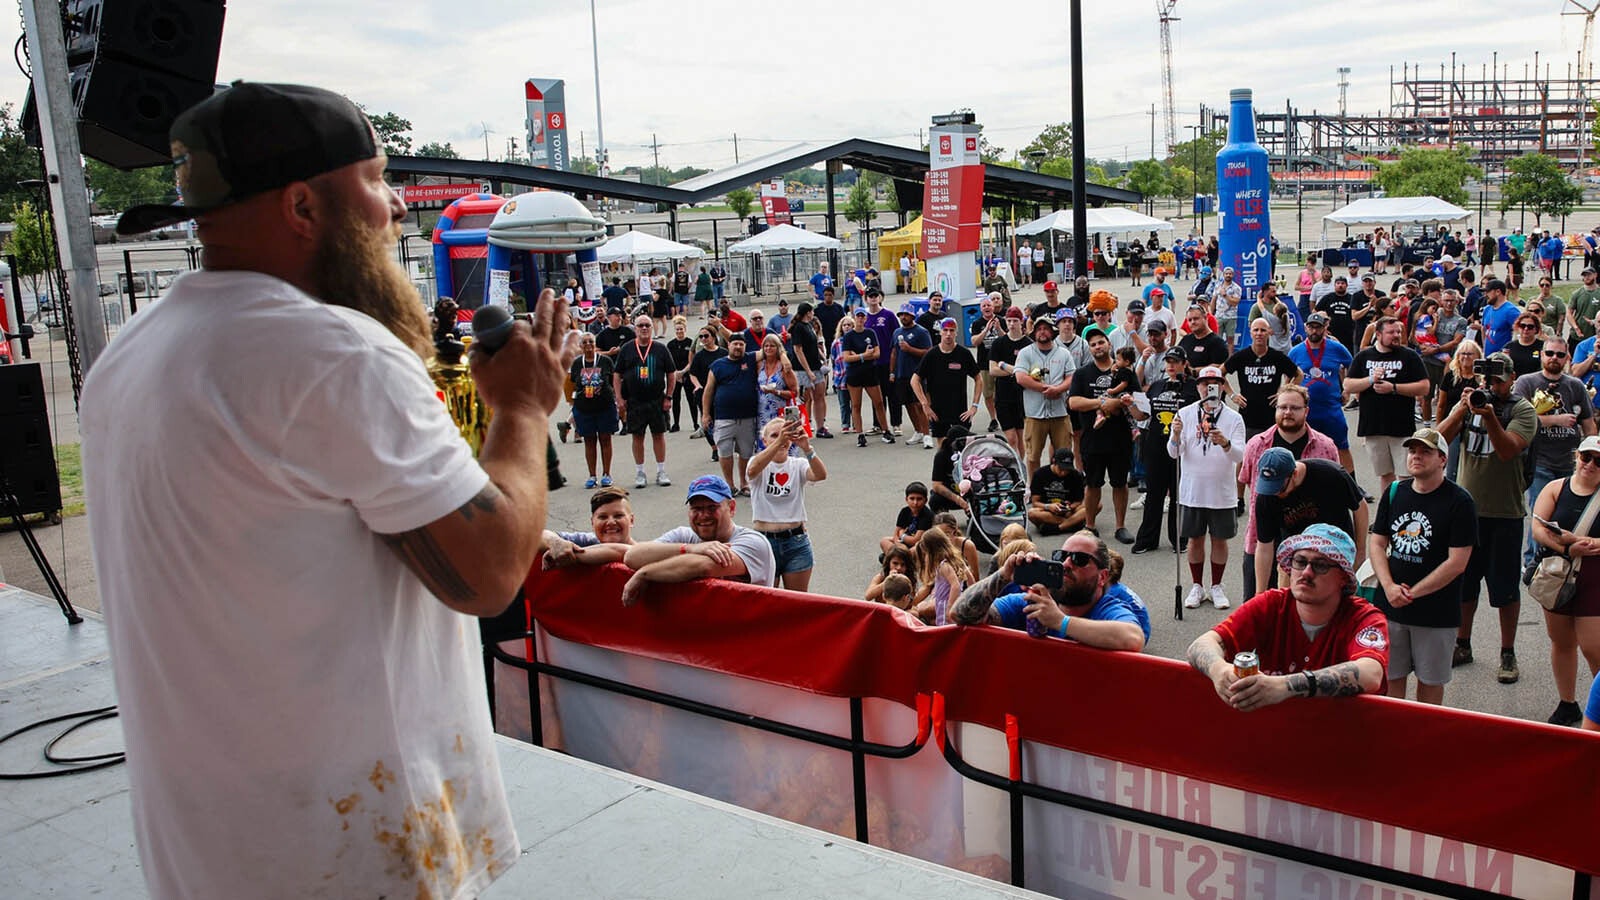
1469, 357, 1509, 408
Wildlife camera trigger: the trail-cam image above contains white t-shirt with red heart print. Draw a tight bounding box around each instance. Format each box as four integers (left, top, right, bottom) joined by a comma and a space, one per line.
750, 454, 811, 525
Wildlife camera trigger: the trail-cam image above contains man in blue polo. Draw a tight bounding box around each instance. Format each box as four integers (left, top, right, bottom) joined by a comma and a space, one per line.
809, 261, 834, 304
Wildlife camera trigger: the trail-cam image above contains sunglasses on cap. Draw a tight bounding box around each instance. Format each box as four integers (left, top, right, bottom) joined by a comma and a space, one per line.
1050, 549, 1103, 568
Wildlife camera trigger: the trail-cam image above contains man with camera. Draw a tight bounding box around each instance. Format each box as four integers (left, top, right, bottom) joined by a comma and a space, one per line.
949, 531, 1149, 650
1436, 351, 1537, 681
1168, 366, 1248, 609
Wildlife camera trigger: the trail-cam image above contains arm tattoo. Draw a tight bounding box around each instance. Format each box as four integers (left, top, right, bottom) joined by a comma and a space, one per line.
378, 484, 501, 606
1310, 661, 1366, 697
1186, 639, 1225, 674
950, 569, 1009, 625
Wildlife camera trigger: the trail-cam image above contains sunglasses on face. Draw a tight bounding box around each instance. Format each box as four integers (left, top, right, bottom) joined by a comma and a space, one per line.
1518, 323, 1540, 330
1287, 555, 1337, 575
1581, 453, 1600, 467
1544, 350, 1568, 358
1051, 549, 1103, 568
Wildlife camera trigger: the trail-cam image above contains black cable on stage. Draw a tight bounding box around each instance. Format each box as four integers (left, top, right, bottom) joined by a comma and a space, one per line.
0, 705, 125, 779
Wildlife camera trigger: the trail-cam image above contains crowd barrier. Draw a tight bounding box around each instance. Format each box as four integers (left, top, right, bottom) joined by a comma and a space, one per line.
486, 562, 1599, 899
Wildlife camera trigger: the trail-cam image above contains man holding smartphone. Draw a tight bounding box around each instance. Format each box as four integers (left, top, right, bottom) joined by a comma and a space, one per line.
949, 531, 1149, 650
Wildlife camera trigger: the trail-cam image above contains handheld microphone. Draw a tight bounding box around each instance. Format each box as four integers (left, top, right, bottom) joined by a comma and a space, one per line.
471, 305, 515, 356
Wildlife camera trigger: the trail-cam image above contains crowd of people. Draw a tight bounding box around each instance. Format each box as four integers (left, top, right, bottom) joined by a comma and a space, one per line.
527, 245, 1600, 728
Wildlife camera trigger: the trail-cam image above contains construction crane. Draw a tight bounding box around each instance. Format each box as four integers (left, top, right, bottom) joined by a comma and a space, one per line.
1566, 0, 1597, 160
1157, 0, 1179, 154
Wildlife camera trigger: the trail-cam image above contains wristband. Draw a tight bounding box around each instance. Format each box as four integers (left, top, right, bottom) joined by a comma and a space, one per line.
678, 544, 687, 555
1055, 616, 1071, 639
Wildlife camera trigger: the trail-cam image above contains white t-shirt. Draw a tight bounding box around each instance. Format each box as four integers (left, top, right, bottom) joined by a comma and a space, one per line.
1018, 245, 1032, 266
749, 454, 811, 523
1145, 305, 1176, 334
82, 271, 517, 899
1165, 400, 1247, 509
657, 524, 778, 587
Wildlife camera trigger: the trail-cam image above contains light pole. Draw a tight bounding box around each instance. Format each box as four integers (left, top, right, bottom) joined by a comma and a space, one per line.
589, 0, 607, 172
1069, 0, 1088, 279
1187, 124, 1202, 236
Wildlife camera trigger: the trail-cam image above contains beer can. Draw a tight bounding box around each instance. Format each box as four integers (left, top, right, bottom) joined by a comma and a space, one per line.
1233, 651, 1259, 679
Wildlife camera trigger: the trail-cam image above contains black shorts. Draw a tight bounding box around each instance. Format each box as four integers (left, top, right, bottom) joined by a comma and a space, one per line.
896, 379, 920, 408
995, 399, 1025, 431
846, 369, 879, 389
1081, 451, 1130, 488
1465, 516, 1522, 607
625, 401, 668, 435
652, 295, 672, 318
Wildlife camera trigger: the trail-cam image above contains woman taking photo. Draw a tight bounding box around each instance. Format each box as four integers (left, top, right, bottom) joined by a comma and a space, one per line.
755, 332, 801, 445
747, 417, 826, 592
1529, 435, 1600, 727
1436, 339, 1483, 480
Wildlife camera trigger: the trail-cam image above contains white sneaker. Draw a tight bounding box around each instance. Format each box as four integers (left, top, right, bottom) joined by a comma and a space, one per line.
1184, 584, 1205, 609
656, 472, 672, 487
1130, 494, 1145, 510
1209, 585, 1231, 609
906, 432, 923, 445
634, 472, 648, 489
893, 427, 904, 436
922, 434, 935, 449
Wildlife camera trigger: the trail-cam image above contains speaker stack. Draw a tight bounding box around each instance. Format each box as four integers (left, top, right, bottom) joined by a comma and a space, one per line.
25, 0, 226, 170
0, 364, 62, 517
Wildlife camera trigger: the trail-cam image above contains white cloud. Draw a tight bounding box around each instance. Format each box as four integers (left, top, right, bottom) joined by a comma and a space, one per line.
0, 0, 1588, 172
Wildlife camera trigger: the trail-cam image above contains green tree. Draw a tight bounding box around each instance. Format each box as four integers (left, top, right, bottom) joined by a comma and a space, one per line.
415, 141, 459, 159
1499, 153, 1584, 225
843, 178, 875, 230
725, 187, 755, 219
1039, 157, 1110, 187
568, 157, 599, 175
4, 200, 55, 301
85, 160, 176, 211
1020, 123, 1073, 164
0, 103, 43, 220
1367, 147, 1480, 207
1125, 159, 1170, 201
1164, 129, 1226, 195
1165, 163, 1196, 199
362, 109, 413, 156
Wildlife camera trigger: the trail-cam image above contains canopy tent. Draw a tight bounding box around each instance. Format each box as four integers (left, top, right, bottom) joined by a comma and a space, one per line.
727, 223, 842, 254
877, 217, 925, 292
1016, 207, 1175, 236
596, 229, 703, 264
1322, 197, 1470, 226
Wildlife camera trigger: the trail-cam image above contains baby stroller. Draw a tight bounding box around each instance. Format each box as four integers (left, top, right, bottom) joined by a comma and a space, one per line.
956, 434, 1027, 554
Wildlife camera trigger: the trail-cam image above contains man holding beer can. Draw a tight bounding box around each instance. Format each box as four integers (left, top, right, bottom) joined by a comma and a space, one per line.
1185, 524, 1389, 711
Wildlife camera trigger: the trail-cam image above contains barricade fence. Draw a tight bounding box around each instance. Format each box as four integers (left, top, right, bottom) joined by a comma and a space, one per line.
487, 565, 1598, 899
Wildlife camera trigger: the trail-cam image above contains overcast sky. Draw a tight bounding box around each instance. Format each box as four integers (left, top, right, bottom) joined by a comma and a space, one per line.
1, 0, 1592, 173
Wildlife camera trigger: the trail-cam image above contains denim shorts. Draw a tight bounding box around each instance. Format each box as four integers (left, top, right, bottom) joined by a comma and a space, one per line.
763, 529, 815, 575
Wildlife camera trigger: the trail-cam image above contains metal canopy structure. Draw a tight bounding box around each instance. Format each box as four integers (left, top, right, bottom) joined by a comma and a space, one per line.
388, 139, 1142, 209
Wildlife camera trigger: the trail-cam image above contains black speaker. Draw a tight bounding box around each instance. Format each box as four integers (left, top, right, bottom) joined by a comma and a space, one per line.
0, 366, 60, 517
66, 0, 226, 83
69, 56, 214, 169
0, 363, 48, 416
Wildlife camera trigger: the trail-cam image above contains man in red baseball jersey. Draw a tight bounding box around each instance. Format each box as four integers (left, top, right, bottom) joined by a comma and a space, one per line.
1186, 523, 1389, 712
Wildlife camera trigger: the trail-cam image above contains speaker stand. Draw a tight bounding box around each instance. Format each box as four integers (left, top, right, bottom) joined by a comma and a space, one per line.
0, 485, 78, 625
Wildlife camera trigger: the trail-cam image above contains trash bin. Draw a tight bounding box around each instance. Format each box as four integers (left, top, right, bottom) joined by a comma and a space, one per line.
958, 299, 985, 346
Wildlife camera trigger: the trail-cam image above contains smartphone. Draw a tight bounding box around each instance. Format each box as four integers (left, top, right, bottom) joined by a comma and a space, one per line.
1014, 559, 1065, 593
783, 405, 800, 426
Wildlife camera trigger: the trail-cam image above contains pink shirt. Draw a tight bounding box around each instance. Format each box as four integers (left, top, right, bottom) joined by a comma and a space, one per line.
1238, 425, 1341, 547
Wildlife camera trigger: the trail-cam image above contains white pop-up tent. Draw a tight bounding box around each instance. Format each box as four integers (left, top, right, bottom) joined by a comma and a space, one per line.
1016, 206, 1175, 236
1323, 197, 1470, 226
727, 223, 842, 254
596, 230, 703, 264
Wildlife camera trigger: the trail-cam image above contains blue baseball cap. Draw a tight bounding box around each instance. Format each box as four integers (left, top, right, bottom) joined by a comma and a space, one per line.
685, 474, 733, 504
1255, 447, 1297, 496
897, 302, 917, 317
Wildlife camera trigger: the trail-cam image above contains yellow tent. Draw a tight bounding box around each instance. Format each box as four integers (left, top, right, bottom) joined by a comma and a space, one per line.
878, 217, 926, 293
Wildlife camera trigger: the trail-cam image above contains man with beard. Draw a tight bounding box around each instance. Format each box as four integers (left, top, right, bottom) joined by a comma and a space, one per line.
1177, 305, 1230, 369
1187, 524, 1389, 711
613, 314, 677, 488
89, 84, 546, 898
1169, 366, 1248, 608
972, 294, 1007, 429
1013, 315, 1075, 479
916, 290, 947, 335
1130, 347, 1198, 553
622, 474, 778, 603
1252, 447, 1368, 596
1068, 328, 1140, 543
1315, 275, 1358, 351
1226, 317, 1300, 513
539, 486, 637, 568
1288, 311, 1357, 477
1512, 335, 1595, 567
950, 531, 1149, 650
1345, 316, 1430, 494
1237, 385, 1340, 597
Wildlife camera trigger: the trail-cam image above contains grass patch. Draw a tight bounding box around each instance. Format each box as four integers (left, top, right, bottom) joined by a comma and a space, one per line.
55, 442, 84, 518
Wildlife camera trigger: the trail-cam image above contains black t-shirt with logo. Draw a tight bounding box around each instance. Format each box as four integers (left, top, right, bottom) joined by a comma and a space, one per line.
596, 324, 635, 355
1225, 347, 1300, 432
615, 339, 676, 402
1142, 376, 1199, 457
673, 270, 691, 293
1371, 479, 1478, 627
1315, 293, 1357, 348
1349, 345, 1428, 437
1255, 458, 1364, 545
988, 334, 1031, 406
1177, 332, 1229, 368
916, 345, 980, 421
1029, 465, 1086, 505
569, 354, 615, 414
1068, 362, 1140, 456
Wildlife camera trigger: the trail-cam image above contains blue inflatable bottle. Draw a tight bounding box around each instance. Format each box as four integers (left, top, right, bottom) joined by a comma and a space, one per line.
1215, 88, 1274, 348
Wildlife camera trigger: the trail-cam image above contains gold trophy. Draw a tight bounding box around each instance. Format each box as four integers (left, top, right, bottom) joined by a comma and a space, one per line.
1530, 387, 1561, 416
428, 335, 490, 456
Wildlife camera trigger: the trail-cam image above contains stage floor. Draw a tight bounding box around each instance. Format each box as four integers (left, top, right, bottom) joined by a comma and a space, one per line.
0, 585, 1046, 899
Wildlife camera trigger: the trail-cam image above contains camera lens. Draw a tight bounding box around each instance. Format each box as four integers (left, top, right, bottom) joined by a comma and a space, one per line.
1470, 389, 1490, 407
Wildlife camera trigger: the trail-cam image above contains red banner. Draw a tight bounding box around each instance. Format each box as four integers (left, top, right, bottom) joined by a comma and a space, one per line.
921, 165, 984, 259
520, 564, 1598, 877
760, 179, 791, 227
